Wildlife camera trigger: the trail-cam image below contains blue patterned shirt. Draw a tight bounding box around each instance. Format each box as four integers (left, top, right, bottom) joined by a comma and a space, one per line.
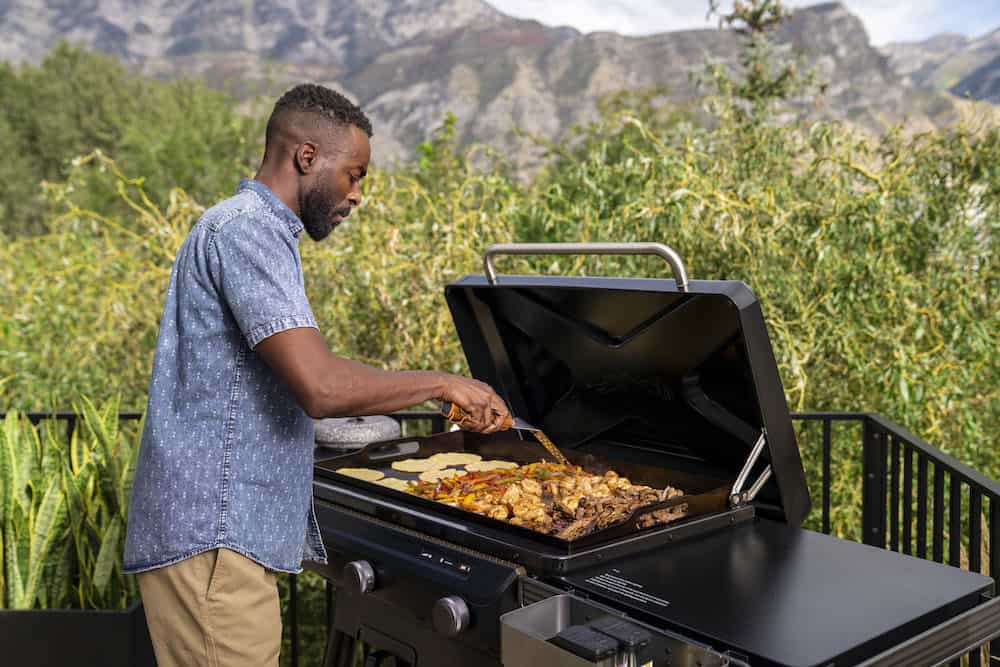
124, 179, 327, 574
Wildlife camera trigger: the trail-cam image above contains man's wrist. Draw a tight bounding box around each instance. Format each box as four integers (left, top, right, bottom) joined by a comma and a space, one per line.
422, 370, 448, 402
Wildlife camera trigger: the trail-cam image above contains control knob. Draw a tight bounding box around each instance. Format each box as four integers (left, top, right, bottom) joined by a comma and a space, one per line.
433, 596, 471, 637
343, 560, 376, 595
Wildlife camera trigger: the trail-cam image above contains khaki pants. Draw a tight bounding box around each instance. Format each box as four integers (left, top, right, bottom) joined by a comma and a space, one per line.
138, 548, 282, 667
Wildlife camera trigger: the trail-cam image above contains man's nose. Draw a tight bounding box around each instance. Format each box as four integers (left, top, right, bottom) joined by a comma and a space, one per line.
348, 189, 362, 207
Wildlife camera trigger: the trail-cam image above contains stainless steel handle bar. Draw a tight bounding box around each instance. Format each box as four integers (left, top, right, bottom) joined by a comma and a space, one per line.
482, 242, 689, 291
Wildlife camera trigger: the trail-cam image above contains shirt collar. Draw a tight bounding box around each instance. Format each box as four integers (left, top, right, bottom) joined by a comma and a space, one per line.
237, 178, 304, 236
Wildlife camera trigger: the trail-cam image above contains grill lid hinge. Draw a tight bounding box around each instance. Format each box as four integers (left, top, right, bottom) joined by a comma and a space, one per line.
729, 431, 773, 507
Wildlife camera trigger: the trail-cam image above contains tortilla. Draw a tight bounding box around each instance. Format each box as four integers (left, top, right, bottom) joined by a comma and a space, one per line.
464, 460, 519, 472
418, 468, 469, 483
375, 477, 413, 492
336, 467, 385, 482
391, 458, 447, 473
428, 452, 482, 466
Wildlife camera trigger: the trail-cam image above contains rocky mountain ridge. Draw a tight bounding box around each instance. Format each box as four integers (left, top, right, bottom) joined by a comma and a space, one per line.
0, 0, 989, 164
882, 28, 1000, 104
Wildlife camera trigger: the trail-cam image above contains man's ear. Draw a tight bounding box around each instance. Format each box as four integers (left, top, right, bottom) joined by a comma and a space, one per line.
293, 141, 319, 175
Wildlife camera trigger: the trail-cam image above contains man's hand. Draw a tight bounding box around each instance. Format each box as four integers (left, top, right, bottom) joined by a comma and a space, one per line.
438, 376, 511, 434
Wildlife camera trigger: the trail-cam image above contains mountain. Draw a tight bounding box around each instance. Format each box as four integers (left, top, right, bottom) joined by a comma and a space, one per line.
0, 1, 973, 165
882, 29, 1000, 104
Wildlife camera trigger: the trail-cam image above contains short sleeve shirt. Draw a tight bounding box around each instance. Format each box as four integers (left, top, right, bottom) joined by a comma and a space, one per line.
124, 179, 328, 574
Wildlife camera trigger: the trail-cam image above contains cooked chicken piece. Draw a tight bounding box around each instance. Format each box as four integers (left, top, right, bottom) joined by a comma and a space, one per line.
521, 478, 542, 496
606, 476, 632, 491
500, 485, 522, 505
525, 514, 553, 533
591, 483, 611, 498
555, 494, 583, 516
463, 499, 493, 513
558, 476, 577, 493
520, 506, 548, 523
487, 505, 509, 520
512, 500, 546, 519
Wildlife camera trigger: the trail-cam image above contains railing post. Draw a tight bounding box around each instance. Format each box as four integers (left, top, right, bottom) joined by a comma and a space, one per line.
991, 497, 999, 661
862, 418, 888, 547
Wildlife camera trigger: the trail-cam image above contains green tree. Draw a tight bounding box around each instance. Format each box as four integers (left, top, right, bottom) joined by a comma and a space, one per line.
706, 0, 822, 120
0, 43, 262, 237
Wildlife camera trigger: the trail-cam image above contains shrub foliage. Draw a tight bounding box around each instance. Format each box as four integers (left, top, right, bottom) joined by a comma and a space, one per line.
3, 91, 995, 485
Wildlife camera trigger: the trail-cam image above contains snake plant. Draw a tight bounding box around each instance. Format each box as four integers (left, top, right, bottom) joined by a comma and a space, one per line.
0, 397, 141, 609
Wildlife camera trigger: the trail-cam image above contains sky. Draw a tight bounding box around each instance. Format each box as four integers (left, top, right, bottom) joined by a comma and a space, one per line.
485, 1, 1000, 45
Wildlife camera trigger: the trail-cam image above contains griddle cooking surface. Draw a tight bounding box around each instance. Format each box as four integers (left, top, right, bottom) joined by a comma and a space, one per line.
564, 518, 993, 667
313, 430, 730, 553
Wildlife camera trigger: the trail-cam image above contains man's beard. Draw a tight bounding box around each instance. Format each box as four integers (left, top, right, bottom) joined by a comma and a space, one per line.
301, 181, 347, 242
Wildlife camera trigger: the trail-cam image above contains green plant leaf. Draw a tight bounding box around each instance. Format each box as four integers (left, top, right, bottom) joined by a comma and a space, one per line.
92, 515, 121, 598
0, 524, 5, 609
51, 540, 75, 610
4, 524, 24, 608
0, 412, 14, 525
80, 396, 126, 516
23, 476, 66, 608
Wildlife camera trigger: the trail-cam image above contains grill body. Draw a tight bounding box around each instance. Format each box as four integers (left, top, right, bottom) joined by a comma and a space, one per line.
309, 254, 1000, 666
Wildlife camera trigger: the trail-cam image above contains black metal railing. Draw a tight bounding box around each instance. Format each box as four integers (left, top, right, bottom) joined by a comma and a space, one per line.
792, 412, 999, 666
5, 410, 997, 665
14, 410, 144, 440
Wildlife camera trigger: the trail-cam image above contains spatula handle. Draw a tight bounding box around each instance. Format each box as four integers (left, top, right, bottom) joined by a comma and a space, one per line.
440, 401, 513, 430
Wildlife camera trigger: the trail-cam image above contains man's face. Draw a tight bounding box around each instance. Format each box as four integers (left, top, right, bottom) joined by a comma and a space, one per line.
301, 125, 371, 242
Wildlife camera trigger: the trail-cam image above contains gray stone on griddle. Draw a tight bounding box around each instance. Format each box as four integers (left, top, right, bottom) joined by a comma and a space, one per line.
314, 415, 400, 450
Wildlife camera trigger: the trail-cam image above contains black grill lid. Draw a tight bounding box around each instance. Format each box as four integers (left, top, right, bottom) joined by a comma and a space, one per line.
443, 243, 810, 525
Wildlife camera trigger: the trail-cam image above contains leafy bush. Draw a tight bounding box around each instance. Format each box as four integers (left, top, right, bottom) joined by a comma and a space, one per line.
2, 98, 996, 536
0, 398, 140, 609
0, 43, 263, 237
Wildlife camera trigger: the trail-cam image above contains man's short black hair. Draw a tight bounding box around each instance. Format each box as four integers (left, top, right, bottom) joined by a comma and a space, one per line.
266, 83, 373, 145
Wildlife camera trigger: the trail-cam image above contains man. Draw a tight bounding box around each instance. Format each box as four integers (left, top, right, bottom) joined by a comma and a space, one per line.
123, 83, 510, 667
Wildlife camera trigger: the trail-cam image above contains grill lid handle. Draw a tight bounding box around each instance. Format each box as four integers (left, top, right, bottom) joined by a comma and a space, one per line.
483, 242, 689, 291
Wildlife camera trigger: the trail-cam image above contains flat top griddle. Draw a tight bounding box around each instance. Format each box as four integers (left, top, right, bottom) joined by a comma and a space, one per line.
313, 429, 731, 554
564, 518, 995, 667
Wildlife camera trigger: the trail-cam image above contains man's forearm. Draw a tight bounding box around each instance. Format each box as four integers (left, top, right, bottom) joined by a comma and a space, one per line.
308, 355, 445, 418
255, 327, 506, 429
